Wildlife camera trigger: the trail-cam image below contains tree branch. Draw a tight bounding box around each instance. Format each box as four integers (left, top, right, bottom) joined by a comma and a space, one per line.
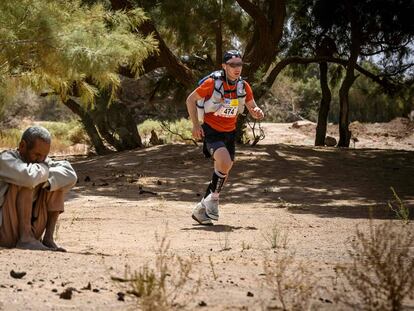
263, 56, 396, 94
235, 0, 268, 29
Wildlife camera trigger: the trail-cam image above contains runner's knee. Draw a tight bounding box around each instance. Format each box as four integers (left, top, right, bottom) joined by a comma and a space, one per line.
214, 148, 233, 172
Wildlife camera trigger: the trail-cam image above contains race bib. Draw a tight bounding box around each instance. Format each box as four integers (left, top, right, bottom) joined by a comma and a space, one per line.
214, 98, 239, 118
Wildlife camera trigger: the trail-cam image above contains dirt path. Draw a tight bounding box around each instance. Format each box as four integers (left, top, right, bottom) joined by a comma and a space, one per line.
0, 122, 413, 310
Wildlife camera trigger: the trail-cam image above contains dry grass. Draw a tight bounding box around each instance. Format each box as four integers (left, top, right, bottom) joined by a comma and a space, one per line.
0, 120, 89, 155
336, 221, 414, 310
123, 230, 200, 311
219, 228, 232, 251
388, 187, 410, 224
262, 222, 289, 249
262, 252, 318, 310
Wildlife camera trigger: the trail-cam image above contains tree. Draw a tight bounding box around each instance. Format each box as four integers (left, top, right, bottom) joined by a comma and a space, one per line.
261, 0, 414, 147
0, 0, 158, 153
313, 0, 414, 146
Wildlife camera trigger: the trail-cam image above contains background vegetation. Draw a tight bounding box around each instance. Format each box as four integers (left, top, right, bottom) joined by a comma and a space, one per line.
0, 0, 413, 153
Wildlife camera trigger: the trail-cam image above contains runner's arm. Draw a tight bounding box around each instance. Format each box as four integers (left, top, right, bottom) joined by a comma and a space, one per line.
245, 99, 264, 120
186, 90, 204, 139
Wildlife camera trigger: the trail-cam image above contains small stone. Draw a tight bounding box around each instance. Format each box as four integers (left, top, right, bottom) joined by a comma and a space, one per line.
198, 301, 207, 307
10, 270, 26, 279
60, 288, 73, 300
93, 288, 100, 293
117, 292, 125, 301
52, 289, 58, 293
247, 291, 254, 297
82, 282, 92, 290
325, 136, 337, 147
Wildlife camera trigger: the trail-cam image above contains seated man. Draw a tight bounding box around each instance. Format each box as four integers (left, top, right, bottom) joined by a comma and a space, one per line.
0, 126, 77, 251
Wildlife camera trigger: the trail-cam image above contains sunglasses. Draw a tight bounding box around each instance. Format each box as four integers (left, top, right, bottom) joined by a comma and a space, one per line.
227, 62, 243, 68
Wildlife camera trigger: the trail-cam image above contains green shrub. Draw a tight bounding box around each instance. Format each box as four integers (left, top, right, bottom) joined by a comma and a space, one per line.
0, 120, 88, 153
138, 118, 193, 144
0, 128, 22, 149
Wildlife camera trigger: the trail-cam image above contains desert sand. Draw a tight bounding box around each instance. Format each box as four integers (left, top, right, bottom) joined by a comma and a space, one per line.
0, 121, 413, 310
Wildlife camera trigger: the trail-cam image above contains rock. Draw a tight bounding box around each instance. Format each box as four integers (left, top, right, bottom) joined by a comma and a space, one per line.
82, 282, 91, 290
117, 292, 125, 301
247, 291, 254, 297
198, 301, 207, 307
59, 288, 73, 300
149, 130, 163, 145
292, 121, 300, 128
10, 270, 26, 279
325, 136, 337, 147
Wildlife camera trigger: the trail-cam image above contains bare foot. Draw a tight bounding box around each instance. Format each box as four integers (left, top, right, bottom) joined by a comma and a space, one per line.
16, 239, 51, 251
42, 239, 67, 252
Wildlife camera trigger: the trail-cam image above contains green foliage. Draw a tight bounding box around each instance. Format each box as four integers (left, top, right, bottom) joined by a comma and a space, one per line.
267, 64, 321, 122
0, 120, 88, 151
138, 0, 249, 57
266, 61, 414, 123
41, 120, 89, 145
0, 128, 21, 149
328, 72, 414, 123
0, 0, 158, 107
138, 118, 193, 145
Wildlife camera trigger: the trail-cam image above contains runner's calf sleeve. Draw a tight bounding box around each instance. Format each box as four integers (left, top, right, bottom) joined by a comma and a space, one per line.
204, 170, 227, 198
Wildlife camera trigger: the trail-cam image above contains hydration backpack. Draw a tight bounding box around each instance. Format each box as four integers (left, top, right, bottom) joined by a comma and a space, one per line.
196, 70, 246, 122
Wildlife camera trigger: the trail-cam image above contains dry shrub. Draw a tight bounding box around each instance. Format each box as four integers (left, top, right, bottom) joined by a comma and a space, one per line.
0, 128, 21, 149
336, 221, 414, 310
388, 187, 410, 224
126, 232, 200, 311
263, 252, 318, 310
262, 222, 289, 249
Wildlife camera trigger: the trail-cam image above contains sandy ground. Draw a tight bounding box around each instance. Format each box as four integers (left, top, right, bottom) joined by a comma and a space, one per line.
0, 120, 414, 310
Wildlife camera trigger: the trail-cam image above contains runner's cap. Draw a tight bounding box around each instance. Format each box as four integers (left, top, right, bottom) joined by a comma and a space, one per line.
223, 50, 242, 63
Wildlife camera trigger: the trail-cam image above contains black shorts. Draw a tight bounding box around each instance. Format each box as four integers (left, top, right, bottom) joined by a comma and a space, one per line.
202, 123, 236, 161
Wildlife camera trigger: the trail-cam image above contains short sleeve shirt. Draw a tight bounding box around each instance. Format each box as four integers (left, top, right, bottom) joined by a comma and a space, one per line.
196, 78, 254, 132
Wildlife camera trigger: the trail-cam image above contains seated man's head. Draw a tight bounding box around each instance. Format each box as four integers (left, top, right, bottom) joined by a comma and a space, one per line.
18, 126, 51, 163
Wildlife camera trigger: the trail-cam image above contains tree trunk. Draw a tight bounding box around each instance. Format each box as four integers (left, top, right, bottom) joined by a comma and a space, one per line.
337, 1, 361, 147
110, 0, 196, 87
63, 99, 110, 155
315, 62, 331, 146
215, 17, 223, 68
338, 73, 357, 147
236, 0, 286, 81
92, 92, 143, 152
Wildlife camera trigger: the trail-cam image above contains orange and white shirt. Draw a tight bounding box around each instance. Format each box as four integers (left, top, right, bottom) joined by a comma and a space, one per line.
196, 78, 254, 132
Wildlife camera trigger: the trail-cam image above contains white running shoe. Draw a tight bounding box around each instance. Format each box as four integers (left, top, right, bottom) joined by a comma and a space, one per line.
192, 202, 213, 225
202, 193, 219, 221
